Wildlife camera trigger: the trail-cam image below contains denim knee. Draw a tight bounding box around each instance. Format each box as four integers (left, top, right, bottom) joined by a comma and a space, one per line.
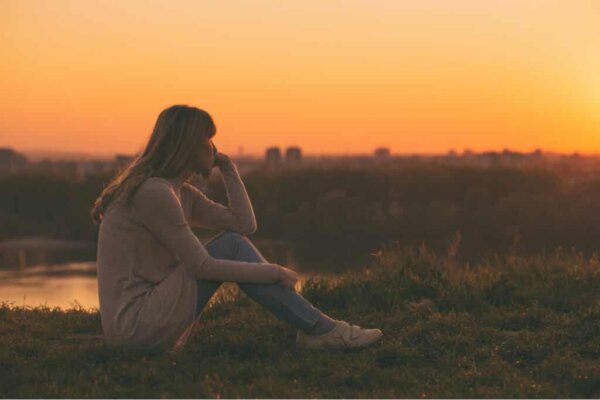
220, 230, 247, 244
221, 230, 245, 238
220, 230, 267, 263
219, 230, 251, 250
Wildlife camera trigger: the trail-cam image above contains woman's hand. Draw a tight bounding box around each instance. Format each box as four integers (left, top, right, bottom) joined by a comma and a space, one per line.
213, 152, 232, 169
277, 265, 299, 291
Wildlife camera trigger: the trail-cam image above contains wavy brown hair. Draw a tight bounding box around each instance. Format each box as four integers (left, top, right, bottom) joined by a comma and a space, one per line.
90, 104, 216, 225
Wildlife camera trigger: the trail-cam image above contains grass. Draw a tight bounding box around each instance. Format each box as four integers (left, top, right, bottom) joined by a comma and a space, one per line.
1, 244, 599, 398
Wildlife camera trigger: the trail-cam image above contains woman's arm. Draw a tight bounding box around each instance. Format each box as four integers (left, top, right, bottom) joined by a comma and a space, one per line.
131, 178, 278, 283
187, 160, 257, 234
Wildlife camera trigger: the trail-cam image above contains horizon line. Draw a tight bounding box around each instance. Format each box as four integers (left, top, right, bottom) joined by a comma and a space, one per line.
7, 146, 600, 159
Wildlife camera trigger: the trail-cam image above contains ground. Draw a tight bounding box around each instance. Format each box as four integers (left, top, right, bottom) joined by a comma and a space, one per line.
1, 246, 599, 398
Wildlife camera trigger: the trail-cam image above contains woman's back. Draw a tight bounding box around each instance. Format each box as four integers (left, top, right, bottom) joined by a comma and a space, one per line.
96, 178, 198, 352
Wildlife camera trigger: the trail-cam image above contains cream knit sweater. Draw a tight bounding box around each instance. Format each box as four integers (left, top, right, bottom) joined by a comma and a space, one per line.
96, 161, 280, 353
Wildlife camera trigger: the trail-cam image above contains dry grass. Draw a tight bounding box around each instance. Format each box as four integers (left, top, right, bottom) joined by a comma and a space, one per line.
1, 245, 599, 398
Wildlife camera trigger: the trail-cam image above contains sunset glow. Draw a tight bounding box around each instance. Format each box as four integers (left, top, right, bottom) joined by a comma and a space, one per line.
1, 0, 599, 156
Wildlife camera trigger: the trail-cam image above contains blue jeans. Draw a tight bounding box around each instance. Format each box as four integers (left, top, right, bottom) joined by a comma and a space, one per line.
195, 230, 324, 332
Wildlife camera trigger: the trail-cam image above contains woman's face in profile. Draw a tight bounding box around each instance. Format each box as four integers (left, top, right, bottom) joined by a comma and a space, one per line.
193, 137, 217, 178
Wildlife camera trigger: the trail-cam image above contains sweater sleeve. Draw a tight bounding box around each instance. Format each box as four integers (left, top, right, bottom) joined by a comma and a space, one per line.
187, 161, 257, 234
130, 178, 279, 284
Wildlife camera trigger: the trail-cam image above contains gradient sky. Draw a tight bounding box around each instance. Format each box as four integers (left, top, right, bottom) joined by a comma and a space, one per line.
1, 0, 599, 157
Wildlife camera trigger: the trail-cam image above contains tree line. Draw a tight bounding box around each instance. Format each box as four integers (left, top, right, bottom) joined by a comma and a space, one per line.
1, 163, 599, 266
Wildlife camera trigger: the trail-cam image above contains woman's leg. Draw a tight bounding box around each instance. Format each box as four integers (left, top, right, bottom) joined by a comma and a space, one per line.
193, 231, 227, 316
196, 230, 334, 334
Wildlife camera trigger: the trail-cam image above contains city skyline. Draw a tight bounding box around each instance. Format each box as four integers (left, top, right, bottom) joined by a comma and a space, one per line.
6, 144, 598, 163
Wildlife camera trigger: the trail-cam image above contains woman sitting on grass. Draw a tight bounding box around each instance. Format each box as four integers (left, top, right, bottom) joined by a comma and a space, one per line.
90, 104, 382, 354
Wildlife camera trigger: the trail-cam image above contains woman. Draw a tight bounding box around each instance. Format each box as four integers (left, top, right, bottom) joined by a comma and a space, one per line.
90, 104, 382, 354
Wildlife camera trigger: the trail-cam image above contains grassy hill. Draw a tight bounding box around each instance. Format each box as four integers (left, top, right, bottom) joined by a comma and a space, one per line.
1, 245, 599, 398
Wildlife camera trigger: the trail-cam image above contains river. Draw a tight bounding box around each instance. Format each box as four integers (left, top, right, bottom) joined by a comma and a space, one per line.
0, 262, 99, 310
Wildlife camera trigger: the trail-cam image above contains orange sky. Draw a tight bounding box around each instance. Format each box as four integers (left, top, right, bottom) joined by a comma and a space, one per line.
1, 0, 598, 157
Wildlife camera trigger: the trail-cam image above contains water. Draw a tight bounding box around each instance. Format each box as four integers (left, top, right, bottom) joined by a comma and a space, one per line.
0, 262, 99, 310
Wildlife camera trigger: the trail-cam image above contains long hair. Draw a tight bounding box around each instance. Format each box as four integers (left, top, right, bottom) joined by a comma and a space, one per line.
90, 104, 216, 225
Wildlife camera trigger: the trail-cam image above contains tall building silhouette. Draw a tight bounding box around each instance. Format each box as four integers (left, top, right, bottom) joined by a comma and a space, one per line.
265, 146, 282, 166
285, 146, 302, 164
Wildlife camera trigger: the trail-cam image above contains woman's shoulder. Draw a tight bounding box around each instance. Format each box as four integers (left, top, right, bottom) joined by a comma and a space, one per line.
136, 177, 176, 195
130, 177, 181, 208
144, 176, 174, 187
102, 178, 177, 222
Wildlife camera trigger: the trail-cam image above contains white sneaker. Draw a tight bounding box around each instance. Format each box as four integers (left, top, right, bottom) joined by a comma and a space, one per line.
296, 319, 383, 349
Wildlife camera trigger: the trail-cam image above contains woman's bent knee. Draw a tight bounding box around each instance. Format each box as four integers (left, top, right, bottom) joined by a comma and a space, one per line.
221, 230, 244, 238
220, 230, 250, 245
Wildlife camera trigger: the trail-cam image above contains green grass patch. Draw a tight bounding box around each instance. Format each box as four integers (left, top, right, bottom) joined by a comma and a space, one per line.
1, 245, 599, 398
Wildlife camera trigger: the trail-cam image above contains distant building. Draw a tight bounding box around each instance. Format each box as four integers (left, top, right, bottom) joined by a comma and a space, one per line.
285, 146, 302, 164
374, 147, 390, 160
265, 146, 282, 166
0, 148, 28, 175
